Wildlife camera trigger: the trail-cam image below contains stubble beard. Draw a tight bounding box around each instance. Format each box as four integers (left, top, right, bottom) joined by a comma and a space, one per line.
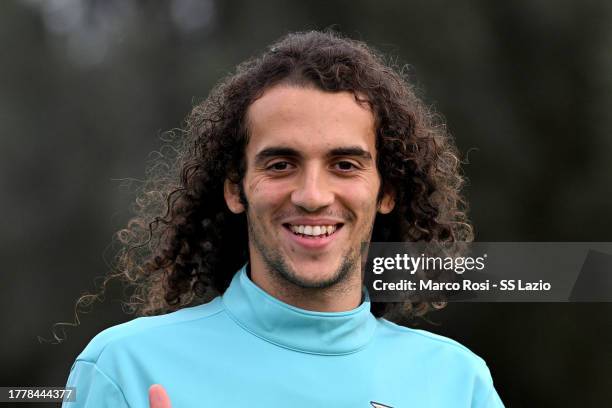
247, 212, 360, 290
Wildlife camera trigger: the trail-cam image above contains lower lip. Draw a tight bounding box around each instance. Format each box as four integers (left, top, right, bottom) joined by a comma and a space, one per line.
282, 225, 342, 250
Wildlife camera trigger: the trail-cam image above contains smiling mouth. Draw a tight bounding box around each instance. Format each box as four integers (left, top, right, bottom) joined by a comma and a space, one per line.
282, 223, 344, 238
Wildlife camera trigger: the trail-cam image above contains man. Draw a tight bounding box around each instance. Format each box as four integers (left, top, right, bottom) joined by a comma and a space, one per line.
64, 31, 504, 407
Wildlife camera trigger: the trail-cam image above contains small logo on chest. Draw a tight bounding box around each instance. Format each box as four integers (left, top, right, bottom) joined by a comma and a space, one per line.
370, 402, 393, 408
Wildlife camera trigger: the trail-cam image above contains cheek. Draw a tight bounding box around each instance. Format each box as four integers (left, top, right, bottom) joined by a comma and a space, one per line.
246, 176, 291, 210
338, 176, 381, 209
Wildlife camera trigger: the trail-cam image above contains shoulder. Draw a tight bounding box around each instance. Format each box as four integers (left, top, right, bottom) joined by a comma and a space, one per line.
374, 319, 504, 407
65, 298, 226, 407
375, 318, 491, 376
75, 297, 225, 364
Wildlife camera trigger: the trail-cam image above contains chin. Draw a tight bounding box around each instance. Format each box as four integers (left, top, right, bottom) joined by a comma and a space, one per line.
284, 263, 348, 289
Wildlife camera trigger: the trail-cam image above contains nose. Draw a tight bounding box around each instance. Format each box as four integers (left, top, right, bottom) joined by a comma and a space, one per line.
291, 164, 334, 212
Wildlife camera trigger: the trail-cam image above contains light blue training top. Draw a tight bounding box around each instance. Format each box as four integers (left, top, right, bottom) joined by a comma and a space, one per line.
63, 264, 504, 407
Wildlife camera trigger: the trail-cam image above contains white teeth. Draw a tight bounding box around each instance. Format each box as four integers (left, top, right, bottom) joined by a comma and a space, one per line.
289, 224, 338, 237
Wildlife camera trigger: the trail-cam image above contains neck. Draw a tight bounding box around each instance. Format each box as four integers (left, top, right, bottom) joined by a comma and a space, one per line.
248, 260, 363, 312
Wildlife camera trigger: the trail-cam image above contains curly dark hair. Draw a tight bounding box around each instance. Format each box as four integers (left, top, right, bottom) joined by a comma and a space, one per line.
77, 30, 472, 327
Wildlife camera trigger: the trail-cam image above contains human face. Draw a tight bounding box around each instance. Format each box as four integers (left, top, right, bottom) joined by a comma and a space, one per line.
224, 85, 394, 290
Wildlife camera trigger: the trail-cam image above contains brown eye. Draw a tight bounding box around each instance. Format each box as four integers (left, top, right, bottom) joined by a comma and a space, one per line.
268, 161, 293, 171
335, 161, 357, 171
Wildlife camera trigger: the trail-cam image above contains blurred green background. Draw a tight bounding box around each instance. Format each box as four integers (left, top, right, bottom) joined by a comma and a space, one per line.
1, 0, 611, 407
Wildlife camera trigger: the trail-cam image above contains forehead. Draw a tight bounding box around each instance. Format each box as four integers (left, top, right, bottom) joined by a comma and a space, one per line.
245, 85, 376, 155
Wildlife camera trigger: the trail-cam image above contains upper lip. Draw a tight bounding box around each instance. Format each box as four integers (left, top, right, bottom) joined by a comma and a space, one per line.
282, 218, 344, 225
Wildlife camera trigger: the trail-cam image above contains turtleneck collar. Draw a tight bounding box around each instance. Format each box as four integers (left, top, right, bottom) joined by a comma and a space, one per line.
221, 264, 377, 355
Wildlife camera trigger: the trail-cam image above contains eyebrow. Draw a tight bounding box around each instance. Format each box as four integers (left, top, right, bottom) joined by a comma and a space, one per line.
254, 145, 373, 165
328, 147, 372, 160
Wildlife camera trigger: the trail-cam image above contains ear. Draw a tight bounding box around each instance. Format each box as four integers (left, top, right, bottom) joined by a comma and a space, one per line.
224, 179, 245, 214
377, 184, 395, 215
